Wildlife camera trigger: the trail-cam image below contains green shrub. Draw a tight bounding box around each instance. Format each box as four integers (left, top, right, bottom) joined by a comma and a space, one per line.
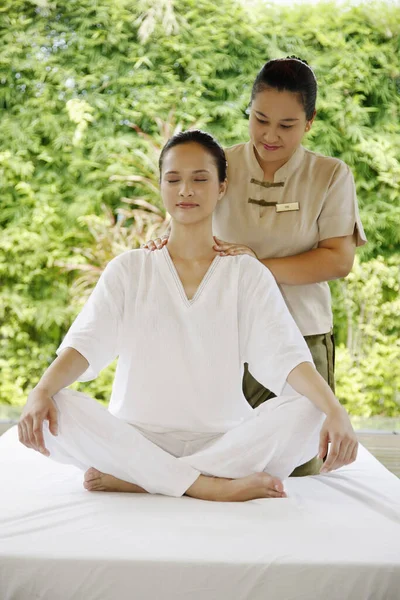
1, 0, 399, 414
332, 256, 400, 416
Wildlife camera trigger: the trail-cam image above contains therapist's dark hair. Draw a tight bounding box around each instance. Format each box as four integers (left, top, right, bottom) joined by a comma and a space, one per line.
159, 130, 227, 183
251, 56, 317, 121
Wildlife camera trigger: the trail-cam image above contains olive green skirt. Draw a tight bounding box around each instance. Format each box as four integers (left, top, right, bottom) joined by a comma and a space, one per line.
243, 331, 335, 477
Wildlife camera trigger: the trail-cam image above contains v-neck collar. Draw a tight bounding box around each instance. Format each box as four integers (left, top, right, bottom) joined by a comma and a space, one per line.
161, 246, 221, 308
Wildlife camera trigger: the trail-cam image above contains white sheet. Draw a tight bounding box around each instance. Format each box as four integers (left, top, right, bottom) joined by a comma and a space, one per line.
1, 426, 399, 600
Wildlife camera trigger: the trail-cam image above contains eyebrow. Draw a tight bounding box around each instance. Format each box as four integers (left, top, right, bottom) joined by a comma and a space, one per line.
164, 169, 210, 175
255, 110, 299, 122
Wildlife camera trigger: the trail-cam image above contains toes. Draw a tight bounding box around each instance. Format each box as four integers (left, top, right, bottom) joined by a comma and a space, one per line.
83, 467, 105, 491
258, 473, 286, 498
84, 467, 101, 482
269, 477, 284, 493
264, 489, 286, 499
84, 480, 105, 492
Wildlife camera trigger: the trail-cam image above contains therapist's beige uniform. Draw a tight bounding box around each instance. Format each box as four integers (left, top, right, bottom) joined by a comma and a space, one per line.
213, 142, 367, 409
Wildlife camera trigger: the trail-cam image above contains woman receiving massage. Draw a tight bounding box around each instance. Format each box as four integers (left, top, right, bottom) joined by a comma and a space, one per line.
18, 129, 358, 502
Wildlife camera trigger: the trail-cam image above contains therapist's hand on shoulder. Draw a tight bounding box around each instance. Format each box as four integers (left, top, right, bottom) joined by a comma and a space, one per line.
318, 405, 358, 473
18, 388, 58, 456
213, 236, 258, 259
142, 235, 169, 251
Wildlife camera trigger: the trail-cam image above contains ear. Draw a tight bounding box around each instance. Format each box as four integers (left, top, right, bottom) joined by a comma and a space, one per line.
218, 179, 228, 200
305, 110, 316, 132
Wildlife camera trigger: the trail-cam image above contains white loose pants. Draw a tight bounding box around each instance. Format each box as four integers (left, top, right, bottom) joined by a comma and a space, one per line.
43, 389, 325, 497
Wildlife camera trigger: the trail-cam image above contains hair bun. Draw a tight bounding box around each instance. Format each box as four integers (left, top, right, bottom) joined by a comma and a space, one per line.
287, 55, 309, 66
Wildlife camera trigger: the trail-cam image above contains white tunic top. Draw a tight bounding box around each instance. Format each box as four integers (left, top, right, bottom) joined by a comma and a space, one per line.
213, 143, 367, 336
58, 248, 312, 433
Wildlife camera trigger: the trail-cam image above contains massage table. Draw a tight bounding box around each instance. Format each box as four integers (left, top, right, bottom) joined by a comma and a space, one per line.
1, 426, 399, 599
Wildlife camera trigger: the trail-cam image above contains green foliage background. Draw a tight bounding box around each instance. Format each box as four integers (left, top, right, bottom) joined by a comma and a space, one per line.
1, 0, 399, 416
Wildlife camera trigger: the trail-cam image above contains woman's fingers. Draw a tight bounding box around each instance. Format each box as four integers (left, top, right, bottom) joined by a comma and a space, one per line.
350, 442, 359, 464
48, 403, 59, 437
17, 421, 23, 444
321, 437, 341, 472
345, 440, 358, 465
18, 421, 30, 448
19, 419, 33, 449
213, 237, 257, 259
25, 416, 37, 449
334, 441, 351, 470
318, 430, 329, 461
213, 243, 250, 254
321, 437, 358, 473
318, 408, 358, 473
32, 416, 49, 455
141, 237, 169, 251
19, 392, 58, 454
217, 246, 237, 254
141, 241, 156, 250
219, 248, 243, 256
213, 237, 231, 248
341, 441, 355, 468
19, 411, 48, 454
213, 236, 227, 244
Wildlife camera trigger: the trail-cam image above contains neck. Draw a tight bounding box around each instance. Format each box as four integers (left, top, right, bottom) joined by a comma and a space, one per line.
253, 146, 298, 180
167, 218, 216, 261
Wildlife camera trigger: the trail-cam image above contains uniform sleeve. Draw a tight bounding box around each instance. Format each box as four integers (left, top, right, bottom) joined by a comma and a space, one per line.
317, 161, 367, 246
56, 255, 126, 381
238, 256, 314, 395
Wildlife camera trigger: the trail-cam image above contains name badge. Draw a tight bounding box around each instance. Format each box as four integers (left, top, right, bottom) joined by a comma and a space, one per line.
276, 202, 300, 213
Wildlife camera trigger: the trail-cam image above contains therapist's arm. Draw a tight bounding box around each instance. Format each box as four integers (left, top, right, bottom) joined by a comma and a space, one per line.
18, 348, 89, 455
260, 234, 356, 285
287, 361, 358, 472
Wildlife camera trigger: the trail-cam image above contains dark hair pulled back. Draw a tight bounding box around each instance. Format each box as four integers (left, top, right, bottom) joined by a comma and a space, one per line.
251, 56, 317, 120
159, 129, 227, 183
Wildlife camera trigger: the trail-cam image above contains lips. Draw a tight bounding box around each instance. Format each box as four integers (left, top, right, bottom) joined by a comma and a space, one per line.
262, 144, 282, 151
176, 203, 199, 208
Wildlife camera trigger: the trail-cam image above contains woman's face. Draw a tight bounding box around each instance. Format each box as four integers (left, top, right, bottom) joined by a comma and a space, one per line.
160, 142, 226, 225
249, 88, 315, 167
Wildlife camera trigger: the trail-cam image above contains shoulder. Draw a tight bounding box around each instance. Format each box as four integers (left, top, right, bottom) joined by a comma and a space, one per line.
224, 142, 247, 164
234, 255, 277, 291
107, 248, 143, 266
302, 148, 353, 181
231, 256, 286, 315
104, 248, 152, 277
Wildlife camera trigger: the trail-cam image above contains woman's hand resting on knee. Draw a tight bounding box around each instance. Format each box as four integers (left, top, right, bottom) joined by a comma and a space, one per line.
18, 348, 88, 456
18, 388, 58, 456
318, 406, 358, 473
287, 362, 358, 473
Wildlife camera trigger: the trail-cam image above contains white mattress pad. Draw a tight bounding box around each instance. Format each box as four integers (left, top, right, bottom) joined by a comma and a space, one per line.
1, 426, 399, 600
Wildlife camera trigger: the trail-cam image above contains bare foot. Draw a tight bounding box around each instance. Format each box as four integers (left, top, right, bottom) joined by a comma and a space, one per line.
83, 467, 147, 494
186, 472, 286, 502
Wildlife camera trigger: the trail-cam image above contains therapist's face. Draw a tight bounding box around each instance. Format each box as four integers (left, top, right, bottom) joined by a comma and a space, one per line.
249, 87, 315, 168
160, 142, 226, 225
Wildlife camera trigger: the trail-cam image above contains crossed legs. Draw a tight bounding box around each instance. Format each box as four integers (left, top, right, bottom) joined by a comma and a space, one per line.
43, 389, 324, 501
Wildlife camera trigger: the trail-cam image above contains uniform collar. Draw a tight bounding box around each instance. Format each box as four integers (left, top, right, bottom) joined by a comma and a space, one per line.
244, 142, 305, 183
